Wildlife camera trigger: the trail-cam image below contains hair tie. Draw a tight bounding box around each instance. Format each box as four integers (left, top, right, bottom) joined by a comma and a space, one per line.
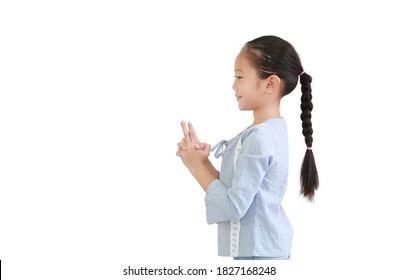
299, 70, 305, 76
307, 146, 312, 151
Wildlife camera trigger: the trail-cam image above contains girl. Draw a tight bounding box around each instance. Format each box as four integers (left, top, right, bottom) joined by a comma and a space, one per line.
176, 35, 318, 260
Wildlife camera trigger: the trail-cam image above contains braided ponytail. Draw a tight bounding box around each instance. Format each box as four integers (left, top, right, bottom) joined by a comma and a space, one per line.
299, 72, 319, 201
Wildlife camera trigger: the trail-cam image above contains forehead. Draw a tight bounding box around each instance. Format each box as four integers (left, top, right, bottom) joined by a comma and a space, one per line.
234, 51, 255, 72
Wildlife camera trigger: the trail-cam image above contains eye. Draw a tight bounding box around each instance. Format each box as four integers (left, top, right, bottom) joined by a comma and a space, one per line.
234, 76, 243, 80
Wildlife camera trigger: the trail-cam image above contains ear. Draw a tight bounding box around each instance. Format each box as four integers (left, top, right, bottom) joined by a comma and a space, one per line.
265, 75, 281, 93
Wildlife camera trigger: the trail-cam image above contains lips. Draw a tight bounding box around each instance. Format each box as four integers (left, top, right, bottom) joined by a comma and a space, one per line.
236, 96, 242, 101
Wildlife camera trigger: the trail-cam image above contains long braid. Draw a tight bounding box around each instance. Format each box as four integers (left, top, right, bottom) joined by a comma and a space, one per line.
299, 72, 319, 201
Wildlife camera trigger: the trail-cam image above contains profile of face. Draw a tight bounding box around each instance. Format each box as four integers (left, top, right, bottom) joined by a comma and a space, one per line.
232, 51, 281, 112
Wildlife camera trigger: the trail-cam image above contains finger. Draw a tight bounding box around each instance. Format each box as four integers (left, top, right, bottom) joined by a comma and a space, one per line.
180, 121, 191, 142
188, 122, 200, 142
177, 142, 186, 151
195, 143, 205, 150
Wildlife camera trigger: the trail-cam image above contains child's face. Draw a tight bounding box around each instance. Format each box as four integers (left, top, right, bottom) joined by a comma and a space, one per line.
232, 52, 267, 111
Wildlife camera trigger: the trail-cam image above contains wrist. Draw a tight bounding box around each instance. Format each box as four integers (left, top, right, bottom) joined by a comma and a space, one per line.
189, 162, 216, 192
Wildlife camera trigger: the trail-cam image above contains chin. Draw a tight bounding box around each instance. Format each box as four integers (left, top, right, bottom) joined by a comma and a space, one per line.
238, 105, 249, 111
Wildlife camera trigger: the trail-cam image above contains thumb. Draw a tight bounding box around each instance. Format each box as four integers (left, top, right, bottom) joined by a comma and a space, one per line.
195, 143, 206, 150
203, 142, 211, 152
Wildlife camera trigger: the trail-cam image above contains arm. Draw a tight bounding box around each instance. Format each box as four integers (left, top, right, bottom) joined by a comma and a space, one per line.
205, 127, 273, 224
204, 159, 219, 180
185, 149, 218, 192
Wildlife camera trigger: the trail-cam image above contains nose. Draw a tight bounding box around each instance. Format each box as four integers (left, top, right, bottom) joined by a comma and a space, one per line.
232, 79, 237, 91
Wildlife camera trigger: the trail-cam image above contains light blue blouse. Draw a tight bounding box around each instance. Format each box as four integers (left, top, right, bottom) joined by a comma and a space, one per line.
205, 118, 293, 258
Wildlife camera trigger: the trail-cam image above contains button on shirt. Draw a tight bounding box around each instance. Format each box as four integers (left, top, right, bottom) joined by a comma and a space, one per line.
205, 118, 293, 257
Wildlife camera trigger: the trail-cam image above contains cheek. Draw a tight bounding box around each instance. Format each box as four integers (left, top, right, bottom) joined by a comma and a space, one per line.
241, 80, 254, 92
248, 80, 261, 94
255, 78, 265, 91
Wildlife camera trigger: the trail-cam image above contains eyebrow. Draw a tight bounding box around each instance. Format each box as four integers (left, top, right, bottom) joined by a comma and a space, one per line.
234, 69, 244, 73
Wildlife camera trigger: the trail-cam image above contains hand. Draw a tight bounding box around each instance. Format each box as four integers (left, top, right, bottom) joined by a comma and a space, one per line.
176, 121, 210, 169
175, 121, 218, 191
176, 121, 205, 157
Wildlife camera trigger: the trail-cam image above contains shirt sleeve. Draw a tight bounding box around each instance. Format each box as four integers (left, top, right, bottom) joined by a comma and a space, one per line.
205, 127, 274, 224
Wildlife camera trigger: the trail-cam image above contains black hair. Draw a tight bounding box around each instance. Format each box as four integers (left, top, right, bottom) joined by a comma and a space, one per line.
243, 35, 319, 201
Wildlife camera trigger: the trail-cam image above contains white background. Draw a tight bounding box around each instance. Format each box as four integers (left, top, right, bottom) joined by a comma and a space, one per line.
1, 0, 396, 279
